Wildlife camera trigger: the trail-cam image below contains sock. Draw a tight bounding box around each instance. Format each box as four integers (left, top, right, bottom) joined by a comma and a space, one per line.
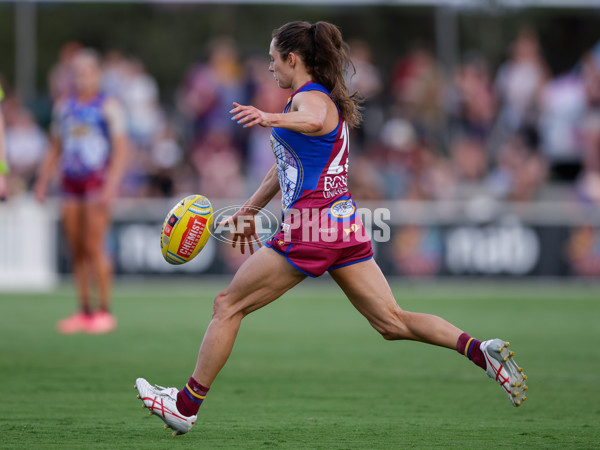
176, 377, 210, 417
456, 332, 486, 370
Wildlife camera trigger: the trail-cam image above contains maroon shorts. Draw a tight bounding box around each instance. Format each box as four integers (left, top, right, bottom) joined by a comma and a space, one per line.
62, 175, 104, 201
265, 237, 374, 277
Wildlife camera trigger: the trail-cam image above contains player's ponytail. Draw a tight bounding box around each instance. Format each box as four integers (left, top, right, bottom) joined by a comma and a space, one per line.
272, 21, 362, 129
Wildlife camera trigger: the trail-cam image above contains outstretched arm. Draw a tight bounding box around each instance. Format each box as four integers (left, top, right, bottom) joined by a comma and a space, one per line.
224, 164, 280, 255
229, 91, 329, 134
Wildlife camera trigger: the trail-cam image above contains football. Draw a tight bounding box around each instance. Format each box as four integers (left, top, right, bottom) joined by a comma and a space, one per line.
160, 194, 213, 265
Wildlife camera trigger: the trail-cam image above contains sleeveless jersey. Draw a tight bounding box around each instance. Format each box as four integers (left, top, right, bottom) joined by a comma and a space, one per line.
57, 94, 111, 180
270, 82, 367, 248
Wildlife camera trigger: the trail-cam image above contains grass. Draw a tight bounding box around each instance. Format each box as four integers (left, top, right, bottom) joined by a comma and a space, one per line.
1, 278, 599, 449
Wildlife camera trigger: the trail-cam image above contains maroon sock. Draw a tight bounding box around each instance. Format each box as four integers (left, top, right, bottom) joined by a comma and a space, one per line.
176, 377, 210, 417
456, 332, 486, 370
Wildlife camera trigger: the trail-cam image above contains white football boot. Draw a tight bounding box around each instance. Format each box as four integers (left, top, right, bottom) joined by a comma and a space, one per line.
135, 377, 196, 436
480, 339, 528, 406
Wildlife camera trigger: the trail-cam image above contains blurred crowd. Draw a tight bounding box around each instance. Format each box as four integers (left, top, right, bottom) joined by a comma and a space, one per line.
2, 27, 600, 204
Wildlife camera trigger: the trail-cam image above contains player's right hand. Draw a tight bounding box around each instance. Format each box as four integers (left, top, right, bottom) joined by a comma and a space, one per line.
216, 210, 262, 255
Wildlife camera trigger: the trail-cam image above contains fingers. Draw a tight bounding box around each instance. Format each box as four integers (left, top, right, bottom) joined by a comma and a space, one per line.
231, 110, 255, 127
231, 233, 262, 255
230, 103, 264, 129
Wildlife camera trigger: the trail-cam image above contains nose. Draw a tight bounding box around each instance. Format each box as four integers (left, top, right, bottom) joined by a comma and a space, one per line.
268, 62, 274, 72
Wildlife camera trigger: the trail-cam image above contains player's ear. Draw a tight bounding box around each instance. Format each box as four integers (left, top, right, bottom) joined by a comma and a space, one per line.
287, 52, 297, 68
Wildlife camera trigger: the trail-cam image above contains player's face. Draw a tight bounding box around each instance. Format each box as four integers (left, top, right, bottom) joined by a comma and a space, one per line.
72, 55, 101, 96
269, 39, 292, 89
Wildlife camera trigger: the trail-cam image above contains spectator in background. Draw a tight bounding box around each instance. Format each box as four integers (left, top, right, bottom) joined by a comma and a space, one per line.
389, 45, 443, 142
367, 117, 452, 201
191, 129, 245, 199
177, 37, 245, 146
101, 50, 169, 197
118, 58, 163, 151
538, 62, 587, 181
3, 94, 48, 194
449, 134, 488, 192
48, 41, 82, 101
487, 128, 548, 201
347, 39, 384, 147
575, 44, 600, 204
147, 124, 184, 197
102, 50, 128, 98
495, 27, 548, 133
446, 52, 497, 143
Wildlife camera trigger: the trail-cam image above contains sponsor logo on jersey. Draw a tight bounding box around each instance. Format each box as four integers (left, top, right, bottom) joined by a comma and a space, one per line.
323, 174, 348, 199
329, 198, 356, 220
344, 224, 361, 235
177, 215, 207, 258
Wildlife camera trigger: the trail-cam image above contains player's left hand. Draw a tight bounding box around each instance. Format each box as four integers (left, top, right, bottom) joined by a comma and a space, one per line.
230, 102, 272, 129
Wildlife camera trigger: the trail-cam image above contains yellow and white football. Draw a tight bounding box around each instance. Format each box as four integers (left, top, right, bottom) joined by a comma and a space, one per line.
161, 194, 213, 265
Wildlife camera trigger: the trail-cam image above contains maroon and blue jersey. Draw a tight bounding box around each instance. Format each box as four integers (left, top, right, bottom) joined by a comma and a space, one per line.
56, 94, 111, 180
270, 82, 367, 248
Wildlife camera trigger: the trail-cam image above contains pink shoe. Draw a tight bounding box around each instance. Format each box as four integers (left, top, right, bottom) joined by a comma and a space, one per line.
87, 311, 117, 334
57, 312, 93, 334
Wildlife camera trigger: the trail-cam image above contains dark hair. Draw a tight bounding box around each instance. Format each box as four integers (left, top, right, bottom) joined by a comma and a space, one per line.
272, 21, 362, 128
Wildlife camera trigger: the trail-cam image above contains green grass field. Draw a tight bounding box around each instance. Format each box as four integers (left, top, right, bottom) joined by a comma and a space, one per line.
1, 279, 599, 449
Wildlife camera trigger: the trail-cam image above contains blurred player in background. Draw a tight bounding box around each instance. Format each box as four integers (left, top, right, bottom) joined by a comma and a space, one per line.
35, 49, 128, 334
0, 82, 8, 200
136, 21, 527, 436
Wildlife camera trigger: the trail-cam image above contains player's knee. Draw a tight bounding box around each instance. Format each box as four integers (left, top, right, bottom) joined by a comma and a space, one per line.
71, 242, 86, 261
83, 238, 100, 258
212, 290, 243, 321
378, 310, 411, 341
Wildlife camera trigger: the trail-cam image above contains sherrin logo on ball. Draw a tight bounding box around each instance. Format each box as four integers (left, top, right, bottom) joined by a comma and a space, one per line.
161, 194, 213, 265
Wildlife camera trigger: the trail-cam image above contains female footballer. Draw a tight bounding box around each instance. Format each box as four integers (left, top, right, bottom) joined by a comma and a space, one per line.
136, 21, 527, 435
35, 49, 128, 334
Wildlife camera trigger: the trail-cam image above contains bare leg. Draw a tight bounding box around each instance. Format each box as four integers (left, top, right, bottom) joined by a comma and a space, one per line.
62, 201, 89, 311
83, 202, 113, 311
192, 246, 306, 386
329, 258, 463, 349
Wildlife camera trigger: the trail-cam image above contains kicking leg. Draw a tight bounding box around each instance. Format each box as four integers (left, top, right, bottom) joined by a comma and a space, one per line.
192, 245, 306, 386
136, 246, 306, 434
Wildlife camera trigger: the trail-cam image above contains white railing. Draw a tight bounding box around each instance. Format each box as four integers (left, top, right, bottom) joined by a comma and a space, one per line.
0, 197, 58, 291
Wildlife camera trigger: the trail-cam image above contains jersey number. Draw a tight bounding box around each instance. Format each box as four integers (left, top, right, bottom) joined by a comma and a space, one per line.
326, 122, 349, 175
